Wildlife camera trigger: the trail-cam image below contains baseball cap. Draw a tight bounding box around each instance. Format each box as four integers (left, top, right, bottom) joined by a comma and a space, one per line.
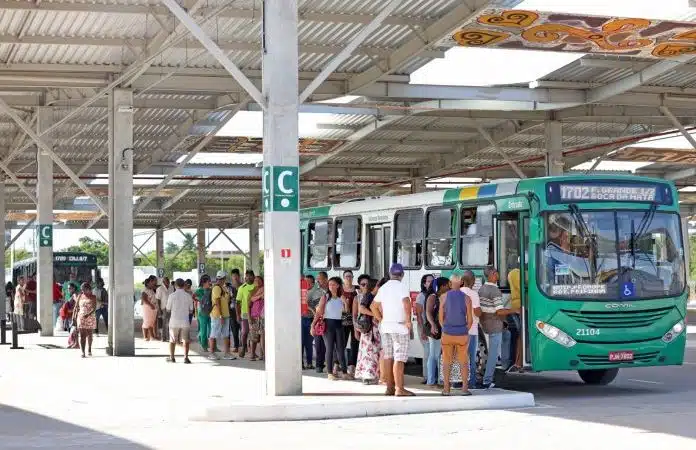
216, 270, 227, 279
389, 263, 404, 275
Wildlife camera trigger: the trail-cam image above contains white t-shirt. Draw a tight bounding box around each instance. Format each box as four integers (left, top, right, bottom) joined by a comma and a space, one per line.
461, 286, 480, 336
155, 284, 174, 310
166, 289, 193, 329
375, 279, 410, 335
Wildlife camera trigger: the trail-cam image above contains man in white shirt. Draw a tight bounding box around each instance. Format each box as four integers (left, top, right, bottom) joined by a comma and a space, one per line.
156, 277, 174, 342
461, 270, 482, 389
370, 263, 414, 397
166, 278, 193, 364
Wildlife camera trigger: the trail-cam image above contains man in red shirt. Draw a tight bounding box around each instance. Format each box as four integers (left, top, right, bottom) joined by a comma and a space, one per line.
24, 274, 37, 319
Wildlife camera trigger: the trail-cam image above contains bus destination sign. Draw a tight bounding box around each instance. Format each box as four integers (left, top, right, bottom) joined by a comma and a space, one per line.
547, 181, 672, 205
559, 184, 656, 202
53, 253, 97, 265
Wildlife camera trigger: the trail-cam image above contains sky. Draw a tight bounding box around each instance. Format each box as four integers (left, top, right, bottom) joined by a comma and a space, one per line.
12, 0, 696, 252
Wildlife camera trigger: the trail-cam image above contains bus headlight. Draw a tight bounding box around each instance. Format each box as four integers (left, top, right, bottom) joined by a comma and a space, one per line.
536, 320, 576, 348
662, 321, 685, 343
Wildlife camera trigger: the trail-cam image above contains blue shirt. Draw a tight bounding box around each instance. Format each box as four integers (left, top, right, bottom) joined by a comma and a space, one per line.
442, 290, 468, 336
324, 297, 343, 320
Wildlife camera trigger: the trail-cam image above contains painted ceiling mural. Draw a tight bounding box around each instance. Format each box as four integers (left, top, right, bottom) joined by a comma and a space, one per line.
439, 9, 696, 58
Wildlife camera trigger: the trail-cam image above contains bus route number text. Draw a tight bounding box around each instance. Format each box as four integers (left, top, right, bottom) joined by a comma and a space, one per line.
576, 328, 600, 336
559, 184, 656, 202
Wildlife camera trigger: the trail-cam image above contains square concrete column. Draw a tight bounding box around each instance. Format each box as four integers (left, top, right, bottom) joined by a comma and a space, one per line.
249, 211, 260, 275
0, 179, 5, 327
37, 107, 54, 336
262, 0, 302, 396
108, 89, 135, 356
545, 120, 564, 176
197, 211, 206, 275
156, 227, 165, 280
410, 178, 426, 194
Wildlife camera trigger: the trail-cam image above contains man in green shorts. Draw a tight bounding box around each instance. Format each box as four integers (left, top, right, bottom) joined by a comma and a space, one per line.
196, 274, 212, 352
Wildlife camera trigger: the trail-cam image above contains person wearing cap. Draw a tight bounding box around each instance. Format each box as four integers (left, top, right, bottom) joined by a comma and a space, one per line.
166, 278, 193, 364
370, 263, 415, 396
209, 271, 235, 360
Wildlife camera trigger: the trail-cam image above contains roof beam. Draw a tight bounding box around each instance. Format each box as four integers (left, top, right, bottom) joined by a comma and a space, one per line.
347, 0, 490, 92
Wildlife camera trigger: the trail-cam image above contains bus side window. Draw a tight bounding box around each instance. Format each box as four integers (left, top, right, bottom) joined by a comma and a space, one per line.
425, 207, 455, 269
308, 219, 332, 270
461, 204, 495, 267
394, 209, 424, 269
334, 217, 361, 270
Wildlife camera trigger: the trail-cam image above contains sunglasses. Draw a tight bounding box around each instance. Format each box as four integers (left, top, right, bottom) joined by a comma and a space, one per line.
359, 282, 368, 287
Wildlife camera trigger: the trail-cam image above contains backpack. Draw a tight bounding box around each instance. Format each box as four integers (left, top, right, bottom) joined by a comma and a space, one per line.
199, 288, 213, 315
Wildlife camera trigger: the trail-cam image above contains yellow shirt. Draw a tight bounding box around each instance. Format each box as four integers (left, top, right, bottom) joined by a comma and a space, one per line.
236, 283, 255, 316
211, 285, 230, 319
508, 268, 521, 309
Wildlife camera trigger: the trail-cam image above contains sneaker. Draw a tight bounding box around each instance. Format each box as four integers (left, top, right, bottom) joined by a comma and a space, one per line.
166, 357, 176, 363
184, 357, 191, 364
506, 366, 520, 374
208, 353, 219, 361
222, 354, 237, 360
483, 382, 495, 389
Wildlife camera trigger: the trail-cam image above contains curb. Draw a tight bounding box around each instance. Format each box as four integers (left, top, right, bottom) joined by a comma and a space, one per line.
190, 389, 535, 422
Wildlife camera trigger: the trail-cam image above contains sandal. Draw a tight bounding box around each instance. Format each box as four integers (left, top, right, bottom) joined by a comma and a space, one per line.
395, 389, 415, 397
460, 390, 472, 396
441, 391, 451, 396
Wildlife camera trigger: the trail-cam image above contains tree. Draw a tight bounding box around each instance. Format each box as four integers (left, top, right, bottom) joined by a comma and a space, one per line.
65, 237, 109, 265
4, 248, 31, 268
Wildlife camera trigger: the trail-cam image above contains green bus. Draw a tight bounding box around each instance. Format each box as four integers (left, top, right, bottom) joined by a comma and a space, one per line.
13, 252, 100, 286
300, 174, 688, 385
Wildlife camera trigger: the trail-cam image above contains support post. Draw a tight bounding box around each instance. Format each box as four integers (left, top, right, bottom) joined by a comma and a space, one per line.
262, 0, 302, 396
249, 211, 260, 274
197, 211, 206, 275
36, 108, 54, 336
545, 120, 564, 176
156, 227, 165, 280
410, 178, 426, 194
0, 177, 6, 344
108, 88, 135, 356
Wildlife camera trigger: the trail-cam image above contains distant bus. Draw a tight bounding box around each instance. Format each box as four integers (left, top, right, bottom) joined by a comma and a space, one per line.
300, 174, 687, 385
12, 252, 100, 286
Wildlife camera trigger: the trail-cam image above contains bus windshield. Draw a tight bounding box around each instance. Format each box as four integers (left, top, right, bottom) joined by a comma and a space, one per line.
538, 210, 685, 300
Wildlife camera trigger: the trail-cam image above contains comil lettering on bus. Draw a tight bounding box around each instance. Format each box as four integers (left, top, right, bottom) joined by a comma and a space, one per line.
559, 185, 656, 202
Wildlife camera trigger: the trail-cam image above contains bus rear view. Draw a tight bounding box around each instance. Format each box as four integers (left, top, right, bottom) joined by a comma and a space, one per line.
528, 177, 687, 384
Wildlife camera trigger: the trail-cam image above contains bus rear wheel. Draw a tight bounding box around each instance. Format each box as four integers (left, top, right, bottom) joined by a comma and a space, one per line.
578, 368, 619, 385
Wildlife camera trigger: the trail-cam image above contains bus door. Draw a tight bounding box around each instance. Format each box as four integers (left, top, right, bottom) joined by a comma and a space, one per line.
367, 223, 391, 280
495, 213, 527, 367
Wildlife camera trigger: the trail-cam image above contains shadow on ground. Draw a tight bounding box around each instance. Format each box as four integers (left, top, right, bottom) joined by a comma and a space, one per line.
0, 404, 149, 449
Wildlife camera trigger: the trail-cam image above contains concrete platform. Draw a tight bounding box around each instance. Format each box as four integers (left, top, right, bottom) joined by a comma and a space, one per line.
1, 331, 533, 425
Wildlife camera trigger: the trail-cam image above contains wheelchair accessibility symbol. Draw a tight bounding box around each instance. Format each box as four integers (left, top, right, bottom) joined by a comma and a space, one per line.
621, 282, 635, 299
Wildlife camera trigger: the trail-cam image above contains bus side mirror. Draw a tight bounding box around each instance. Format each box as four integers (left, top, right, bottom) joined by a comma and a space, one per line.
529, 218, 543, 244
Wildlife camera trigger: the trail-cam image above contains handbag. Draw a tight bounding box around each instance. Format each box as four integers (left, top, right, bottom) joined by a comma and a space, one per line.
312, 317, 326, 336
355, 313, 372, 334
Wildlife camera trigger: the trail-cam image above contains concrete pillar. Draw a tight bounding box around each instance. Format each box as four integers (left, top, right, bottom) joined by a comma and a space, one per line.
197, 211, 206, 275
37, 107, 54, 336
155, 227, 165, 280
262, 0, 302, 396
545, 120, 564, 176
108, 88, 135, 356
0, 179, 5, 326
410, 178, 426, 194
249, 211, 260, 274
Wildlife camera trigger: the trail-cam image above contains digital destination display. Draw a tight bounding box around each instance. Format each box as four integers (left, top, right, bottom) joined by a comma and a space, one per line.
547, 181, 672, 205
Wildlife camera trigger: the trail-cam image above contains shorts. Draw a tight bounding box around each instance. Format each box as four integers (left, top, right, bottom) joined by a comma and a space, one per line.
210, 317, 230, 340
381, 332, 410, 363
169, 327, 191, 343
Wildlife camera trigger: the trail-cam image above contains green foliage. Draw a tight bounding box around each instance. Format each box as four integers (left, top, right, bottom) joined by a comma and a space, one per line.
4, 248, 31, 267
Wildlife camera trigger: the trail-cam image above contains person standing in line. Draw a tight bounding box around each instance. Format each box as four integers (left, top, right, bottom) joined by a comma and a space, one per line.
439, 274, 473, 396
74, 282, 97, 358
354, 278, 381, 385
209, 271, 236, 361
184, 279, 195, 327
141, 276, 158, 341
53, 281, 63, 330
93, 278, 108, 335
415, 274, 434, 384
24, 274, 37, 319
249, 276, 265, 361
370, 264, 414, 396
341, 270, 359, 377
228, 268, 242, 353
301, 274, 316, 370
195, 274, 212, 352
155, 277, 173, 342
166, 278, 193, 364
426, 277, 449, 387
460, 270, 482, 389
504, 263, 523, 372
313, 277, 351, 380
307, 272, 329, 371
479, 267, 516, 389
235, 270, 255, 358
62, 272, 79, 308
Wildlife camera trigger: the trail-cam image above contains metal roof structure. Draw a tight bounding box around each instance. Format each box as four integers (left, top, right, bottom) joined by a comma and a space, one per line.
3, 0, 696, 231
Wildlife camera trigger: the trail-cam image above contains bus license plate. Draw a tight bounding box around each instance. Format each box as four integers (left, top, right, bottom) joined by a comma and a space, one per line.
609, 351, 634, 362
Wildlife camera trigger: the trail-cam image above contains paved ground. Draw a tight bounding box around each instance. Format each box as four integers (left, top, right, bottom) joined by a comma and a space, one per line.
1, 329, 695, 449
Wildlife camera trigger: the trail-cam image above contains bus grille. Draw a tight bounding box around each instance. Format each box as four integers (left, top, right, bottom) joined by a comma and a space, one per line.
578, 351, 659, 366
562, 307, 672, 328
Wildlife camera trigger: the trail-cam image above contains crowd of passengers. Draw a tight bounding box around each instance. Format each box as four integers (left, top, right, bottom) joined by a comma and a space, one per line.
302, 263, 523, 396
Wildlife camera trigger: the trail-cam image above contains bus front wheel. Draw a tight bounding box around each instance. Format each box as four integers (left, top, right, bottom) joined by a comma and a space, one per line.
578, 368, 619, 385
